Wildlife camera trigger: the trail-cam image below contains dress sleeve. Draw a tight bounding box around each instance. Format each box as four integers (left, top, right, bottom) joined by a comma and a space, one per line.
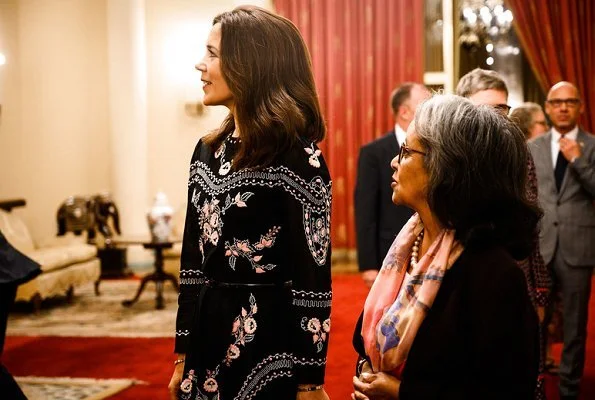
285, 146, 333, 384
174, 140, 205, 353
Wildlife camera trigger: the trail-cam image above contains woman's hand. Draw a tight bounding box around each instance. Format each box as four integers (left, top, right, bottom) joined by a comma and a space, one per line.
352, 371, 400, 400
296, 388, 330, 400
168, 361, 185, 400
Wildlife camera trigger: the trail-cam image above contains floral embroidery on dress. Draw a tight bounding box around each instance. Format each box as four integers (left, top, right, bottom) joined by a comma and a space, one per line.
214, 141, 232, 175
304, 144, 322, 168
225, 293, 258, 366
196, 367, 221, 400
214, 134, 240, 175
180, 369, 196, 394
181, 295, 258, 399
301, 317, 331, 353
304, 178, 331, 265
224, 226, 280, 272
203, 369, 219, 393
196, 191, 254, 261
180, 369, 220, 400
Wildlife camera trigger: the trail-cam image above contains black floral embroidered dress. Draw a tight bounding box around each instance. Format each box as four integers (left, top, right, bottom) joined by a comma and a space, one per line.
175, 134, 332, 399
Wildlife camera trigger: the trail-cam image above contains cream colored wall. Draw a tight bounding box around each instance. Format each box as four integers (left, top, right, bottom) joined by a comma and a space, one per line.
145, 0, 273, 224
0, 0, 111, 243
0, 0, 273, 243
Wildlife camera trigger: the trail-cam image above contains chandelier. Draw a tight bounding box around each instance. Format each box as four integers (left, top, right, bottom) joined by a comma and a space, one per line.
459, 0, 514, 51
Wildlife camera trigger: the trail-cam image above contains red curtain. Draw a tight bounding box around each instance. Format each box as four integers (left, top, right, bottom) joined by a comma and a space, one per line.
274, 0, 424, 256
505, 0, 595, 132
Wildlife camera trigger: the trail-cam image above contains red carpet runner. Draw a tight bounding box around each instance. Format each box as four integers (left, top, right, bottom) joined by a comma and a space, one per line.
3, 275, 595, 399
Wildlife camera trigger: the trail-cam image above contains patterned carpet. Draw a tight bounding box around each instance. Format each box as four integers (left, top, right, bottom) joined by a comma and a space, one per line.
8, 280, 177, 338
15, 376, 137, 400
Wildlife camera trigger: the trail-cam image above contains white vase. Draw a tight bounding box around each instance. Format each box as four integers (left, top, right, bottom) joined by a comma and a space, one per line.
147, 191, 173, 242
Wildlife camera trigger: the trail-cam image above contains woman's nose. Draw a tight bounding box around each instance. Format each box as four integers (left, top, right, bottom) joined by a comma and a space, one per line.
390, 155, 399, 171
195, 62, 206, 72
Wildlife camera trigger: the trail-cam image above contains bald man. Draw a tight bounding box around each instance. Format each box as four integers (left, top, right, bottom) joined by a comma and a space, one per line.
528, 82, 595, 400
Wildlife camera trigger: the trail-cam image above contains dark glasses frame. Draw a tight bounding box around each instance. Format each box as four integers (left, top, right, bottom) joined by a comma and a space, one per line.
491, 104, 512, 115
546, 98, 581, 108
398, 143, 427, 163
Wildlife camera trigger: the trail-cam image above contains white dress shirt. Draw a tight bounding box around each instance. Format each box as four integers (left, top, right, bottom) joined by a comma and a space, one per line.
395, 124, 407, 148
551, 126, 579, 168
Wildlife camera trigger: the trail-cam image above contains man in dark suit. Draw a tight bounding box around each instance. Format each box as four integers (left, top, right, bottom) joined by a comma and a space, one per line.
354, 83, 430, 287
0, 230, 41, 399
528, 81, 595, 400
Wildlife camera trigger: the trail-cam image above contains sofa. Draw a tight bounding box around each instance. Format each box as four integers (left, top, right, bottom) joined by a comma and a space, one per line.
0, 205, 101, 310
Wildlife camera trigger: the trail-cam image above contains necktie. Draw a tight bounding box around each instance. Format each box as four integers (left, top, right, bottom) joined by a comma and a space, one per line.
554, 147, 568, 192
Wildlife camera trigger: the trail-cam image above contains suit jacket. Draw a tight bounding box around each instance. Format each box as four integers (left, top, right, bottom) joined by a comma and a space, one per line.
353, 244, 539, 399
354, 131, 413, 271
528, 129, 595, 266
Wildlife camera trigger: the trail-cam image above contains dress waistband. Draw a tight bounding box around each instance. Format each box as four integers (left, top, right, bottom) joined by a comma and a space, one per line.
204, 279, 293, 289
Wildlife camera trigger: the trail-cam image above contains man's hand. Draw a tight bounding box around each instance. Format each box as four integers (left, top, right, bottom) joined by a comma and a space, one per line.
559, 136, 582, 161
352, 371, 400, 400
361, 270, 379, 288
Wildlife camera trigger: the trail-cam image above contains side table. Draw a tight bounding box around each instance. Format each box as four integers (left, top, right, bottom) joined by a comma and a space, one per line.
114, 238, 180, 310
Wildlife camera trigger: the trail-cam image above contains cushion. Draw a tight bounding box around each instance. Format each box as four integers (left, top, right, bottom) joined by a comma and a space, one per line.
0, 209, 35, 253
28, 244, 97, 272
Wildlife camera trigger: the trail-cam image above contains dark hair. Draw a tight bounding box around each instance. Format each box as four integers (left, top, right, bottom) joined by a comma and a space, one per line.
414, 94, 541, 259
390, 83, 415, 114
202, 6, 325, 170
510, 102, 544, 139
455, 68, 509, 98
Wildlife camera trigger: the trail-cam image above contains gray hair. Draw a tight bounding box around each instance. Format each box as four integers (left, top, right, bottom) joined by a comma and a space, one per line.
510, 102, 544, 139
413, 94, 538, 254
455, 68, 509, 98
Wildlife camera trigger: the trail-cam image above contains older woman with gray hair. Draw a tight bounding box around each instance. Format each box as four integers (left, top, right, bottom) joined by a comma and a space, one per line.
510, 102, 548, 140
352, 94, 540, 400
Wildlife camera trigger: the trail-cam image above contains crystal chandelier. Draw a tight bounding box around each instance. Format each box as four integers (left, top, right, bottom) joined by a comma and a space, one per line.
459, 0, 514, 51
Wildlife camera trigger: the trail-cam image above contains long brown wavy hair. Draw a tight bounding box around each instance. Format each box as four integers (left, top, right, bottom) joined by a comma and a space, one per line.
202, 6, 326, 170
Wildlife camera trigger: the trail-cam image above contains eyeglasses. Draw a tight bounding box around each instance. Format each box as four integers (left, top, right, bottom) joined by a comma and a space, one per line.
546, 98, 581, 108
491, 104, 512, 115
398, 143, 427, 164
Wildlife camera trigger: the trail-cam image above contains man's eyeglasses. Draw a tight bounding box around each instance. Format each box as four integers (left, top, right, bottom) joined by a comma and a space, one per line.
398, 143, 427, 164
546, 98, 581, 108
491, 104, 512, 115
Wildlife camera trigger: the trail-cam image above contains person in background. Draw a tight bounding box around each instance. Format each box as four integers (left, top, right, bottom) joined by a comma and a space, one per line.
529, 81, 595, 400
354, 83, 430, 288
352, 94, 539, 399
0, 230, 41, 399
456, 68, 550, 399
168, 6, 331, 400
511, 100, 561, 375
510, 102, 549, 140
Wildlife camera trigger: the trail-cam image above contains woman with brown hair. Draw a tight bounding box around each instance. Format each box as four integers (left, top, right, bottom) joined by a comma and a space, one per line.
168, 6, 331, 400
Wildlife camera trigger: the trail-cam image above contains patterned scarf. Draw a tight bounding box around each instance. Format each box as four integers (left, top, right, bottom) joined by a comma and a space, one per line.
361, 214, 463, 373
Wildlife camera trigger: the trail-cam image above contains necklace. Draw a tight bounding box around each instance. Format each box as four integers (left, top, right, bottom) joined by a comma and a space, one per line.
410, 230, 424, 267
